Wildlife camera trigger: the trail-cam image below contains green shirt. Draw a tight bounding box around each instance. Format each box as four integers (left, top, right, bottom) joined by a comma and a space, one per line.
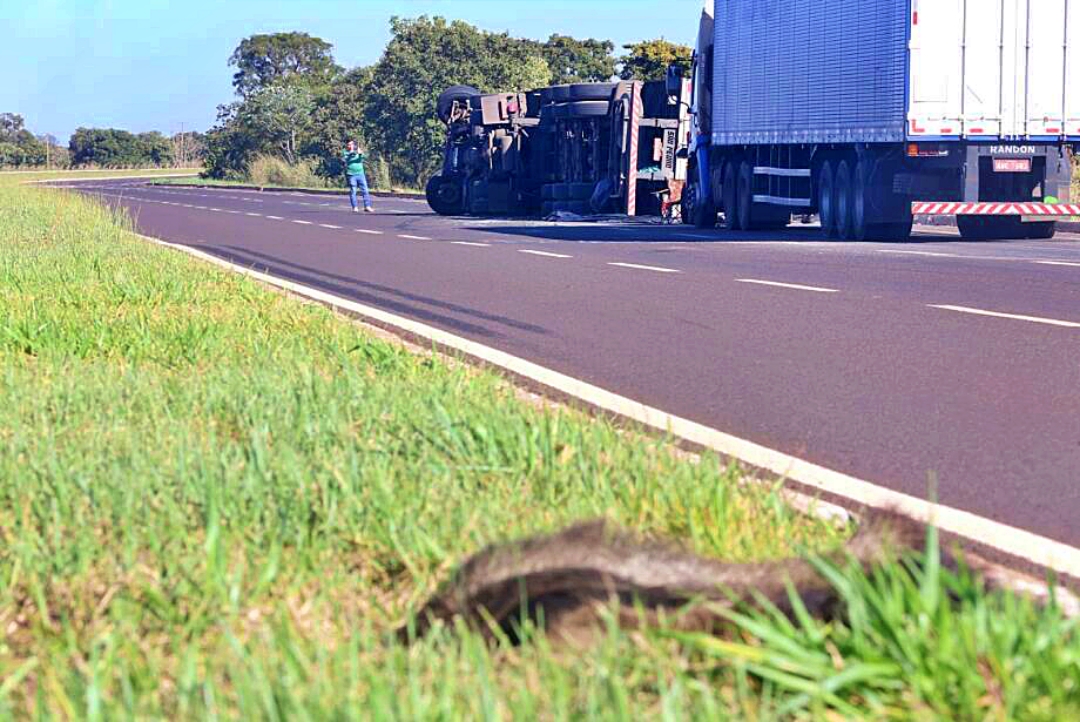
342, 150, 365, 176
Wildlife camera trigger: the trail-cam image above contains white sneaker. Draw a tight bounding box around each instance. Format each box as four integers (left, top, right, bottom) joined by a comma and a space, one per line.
364, 206, 375, 213
352, 207, 360, 213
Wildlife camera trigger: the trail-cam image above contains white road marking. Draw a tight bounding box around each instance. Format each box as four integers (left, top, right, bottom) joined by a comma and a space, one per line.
355, 229, 384, 235
676, 233, 719, 241
245, 212, 261, 217
877, 249, 961, 258
401, 234, 434, 241
929, 305, 1080, 329
266, 215, 284, 220
1036, 260, 1080, 268
519, 249, 573, 259
737, 278, 839, 294
292, 220, 313, 225
319, 224, 343, 229
130, 230, 1080, 588
208, 208, 223, 212
450, 241, 488, 247
608, 262, 681, 274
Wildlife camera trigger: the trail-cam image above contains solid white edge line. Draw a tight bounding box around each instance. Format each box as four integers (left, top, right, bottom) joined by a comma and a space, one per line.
134, 230, 1080, 582
877, 250, 960, 258
737, 278, 840, 294
929, 305, 1080, 329
608, 262, 681, 274
519, 249, 573, 259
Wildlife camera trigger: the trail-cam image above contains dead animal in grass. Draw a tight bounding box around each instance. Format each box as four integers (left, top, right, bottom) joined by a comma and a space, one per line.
400, 509, 932, 644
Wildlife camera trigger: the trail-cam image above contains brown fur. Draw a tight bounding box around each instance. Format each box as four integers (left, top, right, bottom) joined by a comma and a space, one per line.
400, 509, 928, 644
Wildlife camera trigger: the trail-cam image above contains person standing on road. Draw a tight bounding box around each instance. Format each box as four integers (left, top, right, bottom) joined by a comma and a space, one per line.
342, 140, 374, 213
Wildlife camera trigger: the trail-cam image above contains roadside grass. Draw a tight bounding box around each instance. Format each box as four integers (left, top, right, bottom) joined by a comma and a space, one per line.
0, 169, 200, 185
1, 183, 1078, 719
152, 175, 424, 197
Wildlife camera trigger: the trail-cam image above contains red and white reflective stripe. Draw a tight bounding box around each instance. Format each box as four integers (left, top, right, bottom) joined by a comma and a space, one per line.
627, 83, 642, 217
912, 202, 1080, 216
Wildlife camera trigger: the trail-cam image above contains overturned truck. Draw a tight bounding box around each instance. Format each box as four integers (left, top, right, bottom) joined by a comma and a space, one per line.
425, 80, 691, 218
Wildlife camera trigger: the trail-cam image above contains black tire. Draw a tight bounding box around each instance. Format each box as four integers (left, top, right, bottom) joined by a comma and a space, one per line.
436, 85, 480, 124
818, 161, 837, 239
835, 160, 855, 240
541, 201, 555, 217
1024, 222, 1057, 240
850, 160, 871, 241
552, 183, 571, 201
867, 220, 913, 242
550, 85, 573, 102
425, 174, 464, 216
956, 216, 1045, 240
568, 182, 596, 201
736, 161, 755, 231
682, 181, 717, 229
559, 101, 610, 118
563, 200, 589, 215
541, 184, 556, 201
722, 161, 739, 230
567, 83, 618, 101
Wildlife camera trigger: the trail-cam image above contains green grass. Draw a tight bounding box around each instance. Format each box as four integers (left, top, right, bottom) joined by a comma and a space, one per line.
1, 183, 1078, 719
0, 169, 201, 185
151, 176, 423, 196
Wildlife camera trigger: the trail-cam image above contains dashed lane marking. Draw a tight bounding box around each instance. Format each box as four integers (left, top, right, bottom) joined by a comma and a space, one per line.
608, 262, 681, 274
450, 241, 488, 247
929, 305, 1080, 329
519, 249, 573, 259
736, 278, 839, 293
292, 220, 313, 225
402, 235, 435, 241
355, 229, 384, 235
266, 215, 284, 220
319, 224, 343, 229
1036, 261, 1080, 268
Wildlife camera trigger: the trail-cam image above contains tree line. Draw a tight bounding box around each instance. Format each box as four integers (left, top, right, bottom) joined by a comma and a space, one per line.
205, 18, 691, 188
0, 112, 206, 170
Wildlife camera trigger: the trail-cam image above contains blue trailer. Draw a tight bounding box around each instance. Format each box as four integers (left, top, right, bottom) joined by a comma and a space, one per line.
681, 0, 1080, 240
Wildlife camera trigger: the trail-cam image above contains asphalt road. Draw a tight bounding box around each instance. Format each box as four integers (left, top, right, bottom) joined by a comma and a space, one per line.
66, 179, 1080, 550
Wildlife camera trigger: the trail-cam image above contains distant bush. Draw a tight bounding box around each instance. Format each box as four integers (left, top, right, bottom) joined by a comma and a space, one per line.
246, 154, 326, 188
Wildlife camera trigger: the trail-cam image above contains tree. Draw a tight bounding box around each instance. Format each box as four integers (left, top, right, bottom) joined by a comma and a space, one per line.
619, 39, 693, 82
0, 113, 26, 142
541, 35, 616, 84
237, 85, 316, 164
69, 128, 173, 167
229, 32, 342, 97
363, 16, 554, 187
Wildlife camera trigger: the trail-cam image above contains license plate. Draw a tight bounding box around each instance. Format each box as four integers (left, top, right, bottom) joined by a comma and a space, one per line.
993, 158, 1031, 173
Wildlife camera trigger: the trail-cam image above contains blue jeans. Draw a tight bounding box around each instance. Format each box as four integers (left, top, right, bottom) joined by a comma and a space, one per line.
348, 172, 372, 210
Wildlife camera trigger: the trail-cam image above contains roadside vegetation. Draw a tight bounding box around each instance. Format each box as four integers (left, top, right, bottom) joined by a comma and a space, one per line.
1, 180, 1078, 719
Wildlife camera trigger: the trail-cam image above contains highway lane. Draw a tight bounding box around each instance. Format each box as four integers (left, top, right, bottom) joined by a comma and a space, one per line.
65, 179, 1080, 549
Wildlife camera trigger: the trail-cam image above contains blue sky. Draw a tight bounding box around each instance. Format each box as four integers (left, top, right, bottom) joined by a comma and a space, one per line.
4, 0, 702, 143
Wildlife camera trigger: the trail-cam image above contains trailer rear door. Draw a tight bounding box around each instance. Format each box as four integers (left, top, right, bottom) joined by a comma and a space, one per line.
909, 0, 1077, 139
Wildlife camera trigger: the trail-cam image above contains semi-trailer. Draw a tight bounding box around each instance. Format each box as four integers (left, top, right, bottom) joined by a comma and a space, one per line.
680, 0, 1080, 240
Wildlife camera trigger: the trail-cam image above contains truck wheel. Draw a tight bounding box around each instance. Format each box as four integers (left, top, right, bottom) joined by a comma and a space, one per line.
835, 160, 855, 240
568, 83, 618, 101
818, 162, 837, 238
957, 216, 1023, 240
568, 182, 596, 200
1024, 222, 1057, 240
552, 183, 571, 201
850, 160, 871, 241
867, 220, 913, 242
562, 101, 610, 118
541, 184, 556, 201
736, 161, 755, 231
436, 86, 480, 123
683, 182, 717, 229
426, 174, 464, 216
722, 162, 739, 230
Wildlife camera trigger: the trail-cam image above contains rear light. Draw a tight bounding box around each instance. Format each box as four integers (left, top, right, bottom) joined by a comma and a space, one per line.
907, 143, 950, 158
